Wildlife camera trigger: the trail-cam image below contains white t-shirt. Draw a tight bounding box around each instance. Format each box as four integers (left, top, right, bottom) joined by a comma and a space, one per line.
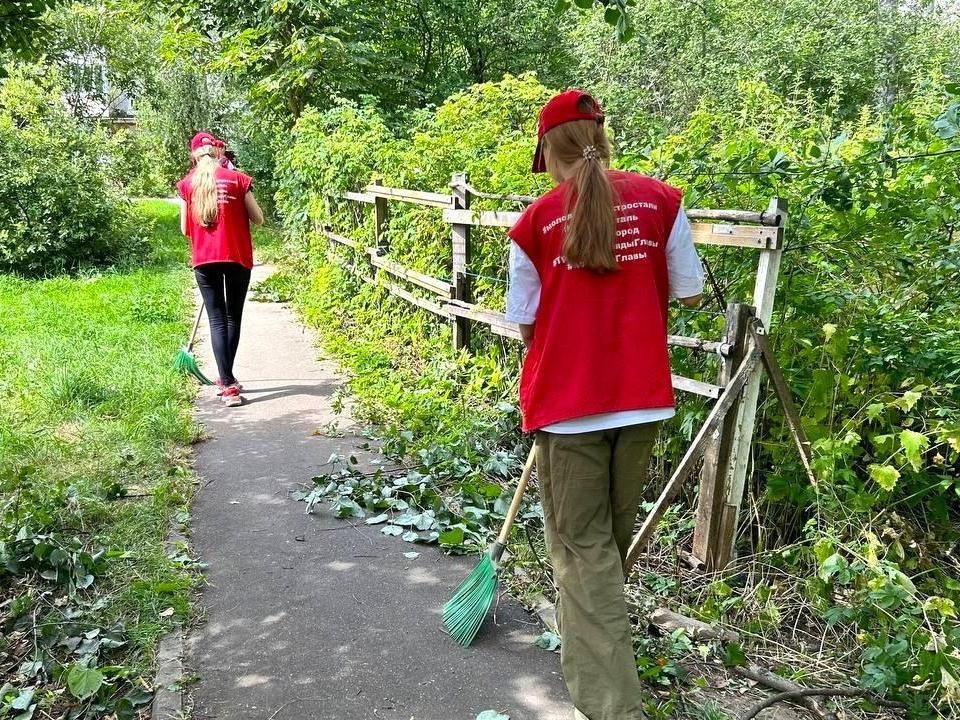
505, 206, 704, 434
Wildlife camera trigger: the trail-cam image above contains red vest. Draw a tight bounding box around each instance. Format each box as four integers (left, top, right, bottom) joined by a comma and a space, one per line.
177, 166, 255, 269
508, 170, 682, 432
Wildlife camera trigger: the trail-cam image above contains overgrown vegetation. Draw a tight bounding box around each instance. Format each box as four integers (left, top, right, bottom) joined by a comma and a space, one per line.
0, 201, 198, 718
269, 65, 960, 716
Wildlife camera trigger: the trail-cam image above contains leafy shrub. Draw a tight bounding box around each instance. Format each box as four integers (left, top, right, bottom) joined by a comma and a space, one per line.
105, 127, 170, 197
0, 63, 143, 276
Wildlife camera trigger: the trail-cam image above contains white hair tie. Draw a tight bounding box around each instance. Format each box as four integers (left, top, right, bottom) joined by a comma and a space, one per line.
582, 145, 600, 161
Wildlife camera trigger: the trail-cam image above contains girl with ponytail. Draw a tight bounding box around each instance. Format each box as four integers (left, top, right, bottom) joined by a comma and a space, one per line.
177, 132, 264, 407
506, 91, 704, 720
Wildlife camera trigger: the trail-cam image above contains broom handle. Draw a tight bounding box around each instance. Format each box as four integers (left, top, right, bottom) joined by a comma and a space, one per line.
490, 442, 537, 559
187, 302, 205, 352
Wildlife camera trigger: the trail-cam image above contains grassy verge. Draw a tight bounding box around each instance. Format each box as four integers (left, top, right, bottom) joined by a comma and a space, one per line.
0, 200, 199, 717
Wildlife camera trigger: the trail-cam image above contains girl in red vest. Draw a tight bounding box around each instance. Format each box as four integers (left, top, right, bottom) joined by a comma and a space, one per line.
506, 91, 703, 720
177, 132, 264, 407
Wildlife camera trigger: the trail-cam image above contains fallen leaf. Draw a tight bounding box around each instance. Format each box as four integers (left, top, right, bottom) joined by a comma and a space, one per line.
403, 552, 420, 560
476, 712, 510, 720
159, 607, 175, 618
534, 631, 561, 651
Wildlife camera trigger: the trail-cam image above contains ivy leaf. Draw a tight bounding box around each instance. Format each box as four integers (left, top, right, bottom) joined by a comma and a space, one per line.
438, 526, 465, 547
892, 390, 922, 413
67, 664, 104, 699
899, 430, 929, 471
393, 511, 419, 527
381, 525, 403, 536
414, 512, 436, 531
722, 643, 747, 668
10, 687, 34, 710
534, 631, 561, 651
334, 499, 364, 519
401, 531, 419, 542
493, 492, 513, 515
476, 712, 510, 720
865, 403, 885, 421
365, 513, 390, 525
923, 596, 957, 618
868, 464, 900, 492
403, 552, 420, 560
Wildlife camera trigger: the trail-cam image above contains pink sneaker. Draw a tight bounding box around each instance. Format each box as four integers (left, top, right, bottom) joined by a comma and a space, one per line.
215, 379, 243, 396
221, 386, 243, 407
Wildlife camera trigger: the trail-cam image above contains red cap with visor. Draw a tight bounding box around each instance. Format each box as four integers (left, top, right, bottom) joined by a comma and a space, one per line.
531, 89, 604, 173
190, 132, 219, 153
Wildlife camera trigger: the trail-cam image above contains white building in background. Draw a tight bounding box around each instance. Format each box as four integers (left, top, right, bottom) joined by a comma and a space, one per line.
61, 51, 136, 128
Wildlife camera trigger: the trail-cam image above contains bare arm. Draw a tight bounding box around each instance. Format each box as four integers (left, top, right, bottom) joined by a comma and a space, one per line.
245, 192, 265, 226
180, 199, 188, 236
519, 323, 535, 350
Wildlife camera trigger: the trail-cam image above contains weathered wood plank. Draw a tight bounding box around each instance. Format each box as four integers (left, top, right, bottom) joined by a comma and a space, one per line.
693, 303, 752, 569
687, 208, 784, 226
667, 334, 729, 355
343, 191, 375, 204
322, 229, 358, 249
365, 184, 452, 208
382, 282, 450, 318
690, 222, 780, 249
443, 208, 523, 228
719, 199, 788, 564
623, 347, 762, 575
671, 374, 723, 398
368, 251, 452, 297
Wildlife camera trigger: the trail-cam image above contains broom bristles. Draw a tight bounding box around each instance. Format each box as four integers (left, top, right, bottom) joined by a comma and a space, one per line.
442, 552, 498, 647
173, 347, 214, 385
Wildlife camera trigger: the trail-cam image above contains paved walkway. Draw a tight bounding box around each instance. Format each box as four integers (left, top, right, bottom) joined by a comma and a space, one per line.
186, 263, 570, 720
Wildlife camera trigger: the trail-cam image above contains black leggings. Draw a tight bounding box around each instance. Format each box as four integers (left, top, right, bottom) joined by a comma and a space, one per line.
194, 262, 251, 385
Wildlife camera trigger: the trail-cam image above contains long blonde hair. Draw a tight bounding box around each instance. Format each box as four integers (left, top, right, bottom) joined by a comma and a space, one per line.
543, 99, 617, 273
191, 145, 220, 227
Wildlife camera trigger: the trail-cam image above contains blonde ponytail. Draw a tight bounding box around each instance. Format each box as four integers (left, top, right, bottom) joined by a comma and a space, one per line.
191, 145, 220, 227
543, 103, 617, 273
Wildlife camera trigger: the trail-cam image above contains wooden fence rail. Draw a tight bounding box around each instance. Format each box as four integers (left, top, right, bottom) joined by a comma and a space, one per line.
321, 172, 787, 569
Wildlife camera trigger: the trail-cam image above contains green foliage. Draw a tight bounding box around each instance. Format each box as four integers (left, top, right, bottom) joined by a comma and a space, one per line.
0, 64, 143, 275
0, 1, 63, 55
565, 0, 960, 141
167, 0, 569, 120
271, 68, 960, 712
0, 201, 197, 717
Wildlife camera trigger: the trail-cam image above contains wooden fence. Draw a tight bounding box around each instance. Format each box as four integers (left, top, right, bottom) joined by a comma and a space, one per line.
321, 173, 788, 569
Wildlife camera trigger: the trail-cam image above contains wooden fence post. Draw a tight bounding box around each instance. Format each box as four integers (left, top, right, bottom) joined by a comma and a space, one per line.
373, 178, 389, 252
712, 198, 788, 566
451, 172, 472, 352
691, 302, 753, 570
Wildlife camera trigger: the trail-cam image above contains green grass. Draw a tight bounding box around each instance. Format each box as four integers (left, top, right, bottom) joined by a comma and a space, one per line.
0, 200, 199, 702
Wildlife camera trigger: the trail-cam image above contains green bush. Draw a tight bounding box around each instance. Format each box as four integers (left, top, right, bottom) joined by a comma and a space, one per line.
0, 63, 143, 276
105, 127, 171, 197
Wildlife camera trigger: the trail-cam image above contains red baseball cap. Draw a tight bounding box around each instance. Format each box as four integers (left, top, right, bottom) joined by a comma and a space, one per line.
190, 132, 219, 152
531, 89, 604, 173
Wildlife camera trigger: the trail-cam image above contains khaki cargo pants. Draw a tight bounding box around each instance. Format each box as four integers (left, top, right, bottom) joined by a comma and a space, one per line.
536, 422, 660, 720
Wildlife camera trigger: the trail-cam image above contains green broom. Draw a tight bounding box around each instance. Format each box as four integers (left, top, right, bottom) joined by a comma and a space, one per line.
443, 443, 537, 646
173, 304, 213, 385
